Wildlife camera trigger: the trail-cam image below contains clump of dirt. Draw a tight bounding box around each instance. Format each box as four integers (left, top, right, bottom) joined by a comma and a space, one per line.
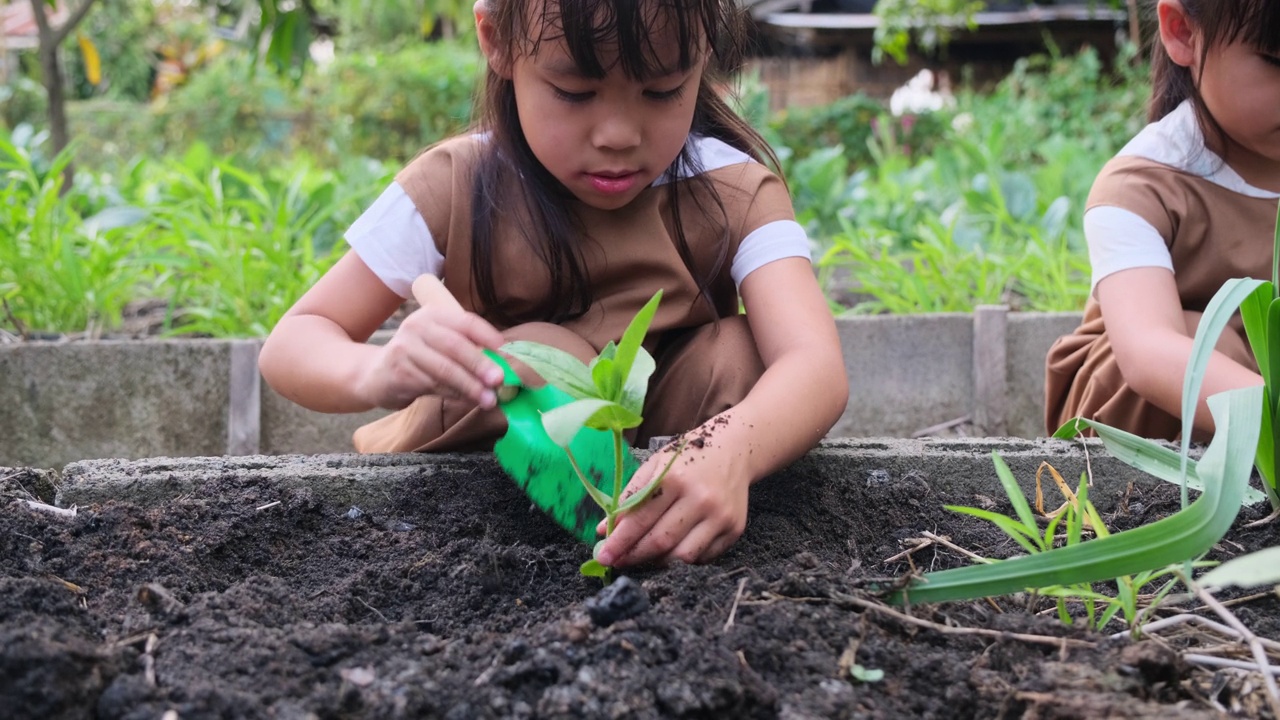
1, 462, 1276, 719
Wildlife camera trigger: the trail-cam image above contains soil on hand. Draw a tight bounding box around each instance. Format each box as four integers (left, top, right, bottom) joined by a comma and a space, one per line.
2, 461, 1277, 719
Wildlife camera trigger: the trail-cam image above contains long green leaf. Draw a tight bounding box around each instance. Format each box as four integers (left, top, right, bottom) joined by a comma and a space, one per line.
541, 399, 642, 446
1179, 278, 1266, 506
991, 452, 1039, 536
1198, 546, 1280, 589
500, 341, 597, 400
1053, 417, 1268, 506
945, 506, 1041, 555
891, 386, 1261, 605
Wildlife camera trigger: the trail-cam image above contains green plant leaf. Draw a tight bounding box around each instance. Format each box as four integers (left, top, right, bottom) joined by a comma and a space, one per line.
1179, 278, 1267, 503
612, 290, 663, 401
1198, 546, 1280, 590
580, 558, 609, 578
850, 664, 884, 683
616, 440, 686, 514
500, 341, 597, 400
945, 506, 1040, 556
620, 347, 656, 416
991, 452, 1039, 537
891, 386, 1262, 605
542, 399, 642, 446
1053, 417, 1268, 506
592, 356, 621, 401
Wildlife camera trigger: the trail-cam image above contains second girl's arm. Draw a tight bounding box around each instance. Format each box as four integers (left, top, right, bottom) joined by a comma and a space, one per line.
259, 251, 505, 414
1097, 266, 1262, 434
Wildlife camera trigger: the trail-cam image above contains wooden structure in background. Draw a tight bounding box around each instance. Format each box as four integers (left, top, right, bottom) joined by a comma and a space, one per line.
742, 3, 1129, 107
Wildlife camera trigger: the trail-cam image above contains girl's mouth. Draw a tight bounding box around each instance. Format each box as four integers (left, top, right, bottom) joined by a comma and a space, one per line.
586, 171, 639, 196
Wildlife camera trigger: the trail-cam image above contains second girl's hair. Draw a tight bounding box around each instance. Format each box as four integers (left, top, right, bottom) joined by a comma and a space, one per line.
1149, 0, 1280, 144
470, 0, 779, 325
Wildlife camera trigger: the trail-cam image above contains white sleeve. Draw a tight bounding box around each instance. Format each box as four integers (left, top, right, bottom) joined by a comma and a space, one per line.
1085, 205, 1174, 292
731, 219, 813, 288
344, 181, 444, 299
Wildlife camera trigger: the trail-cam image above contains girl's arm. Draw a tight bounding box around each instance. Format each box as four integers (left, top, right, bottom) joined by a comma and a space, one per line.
1097, 266, 1263, 434
259, 251, 506, 414
597, 257, 848, 567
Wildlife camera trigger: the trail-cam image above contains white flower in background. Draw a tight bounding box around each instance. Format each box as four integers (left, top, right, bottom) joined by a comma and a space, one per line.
951, 112, 974, 133
310, 37, 336, 69
889, 69, 954, 117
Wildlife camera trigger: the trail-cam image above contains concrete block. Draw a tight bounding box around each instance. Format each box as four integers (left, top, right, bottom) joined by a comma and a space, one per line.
260, 386, 389, 455
834, 314, 973, 437
0, 341, 231, 468
1006, 312, 1082, 438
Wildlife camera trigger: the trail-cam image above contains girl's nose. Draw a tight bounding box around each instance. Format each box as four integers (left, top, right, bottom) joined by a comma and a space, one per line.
591, 109, 641, 151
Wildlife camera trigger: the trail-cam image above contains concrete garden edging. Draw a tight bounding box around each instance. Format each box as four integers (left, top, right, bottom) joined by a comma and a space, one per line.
0, 309, 1082, 469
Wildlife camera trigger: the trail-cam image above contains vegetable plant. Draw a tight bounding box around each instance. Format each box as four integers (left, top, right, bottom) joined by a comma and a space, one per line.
502, 290, 684, 581
891, 207, 1280, 608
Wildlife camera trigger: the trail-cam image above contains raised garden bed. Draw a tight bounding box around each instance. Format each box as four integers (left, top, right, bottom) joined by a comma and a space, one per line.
3, 440, 1277, 718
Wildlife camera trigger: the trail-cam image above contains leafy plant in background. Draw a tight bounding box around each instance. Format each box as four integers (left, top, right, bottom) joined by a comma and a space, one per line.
138, 144, 375, 337
503, 291, 685, 580
0, 128, 148, 336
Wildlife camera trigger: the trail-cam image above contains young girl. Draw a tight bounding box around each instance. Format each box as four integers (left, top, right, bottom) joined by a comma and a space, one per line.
259, 0, 847, 568
1045, 0, 1280, 440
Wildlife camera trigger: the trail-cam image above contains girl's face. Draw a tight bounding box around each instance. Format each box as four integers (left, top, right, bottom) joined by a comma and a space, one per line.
487, 6, 706, 210
1195, 37, 1280, 191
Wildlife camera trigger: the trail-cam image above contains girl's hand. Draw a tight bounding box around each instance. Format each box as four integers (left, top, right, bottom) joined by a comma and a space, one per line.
356, 275, 506, 410
595, 419, 751, 567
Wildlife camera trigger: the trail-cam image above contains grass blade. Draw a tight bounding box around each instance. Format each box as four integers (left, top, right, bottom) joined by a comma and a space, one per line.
890, 386, 1261, 605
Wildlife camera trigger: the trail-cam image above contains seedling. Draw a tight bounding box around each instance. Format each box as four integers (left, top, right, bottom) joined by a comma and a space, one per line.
502, 290, 685, 581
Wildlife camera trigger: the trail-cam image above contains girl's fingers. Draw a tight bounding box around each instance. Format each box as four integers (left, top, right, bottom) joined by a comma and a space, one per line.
665, 522, 721, 566
597, 482, 675, 566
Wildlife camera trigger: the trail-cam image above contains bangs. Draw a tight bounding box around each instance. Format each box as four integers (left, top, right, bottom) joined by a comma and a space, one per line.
1208, 0, 1280, 54
518, 0, 721, 80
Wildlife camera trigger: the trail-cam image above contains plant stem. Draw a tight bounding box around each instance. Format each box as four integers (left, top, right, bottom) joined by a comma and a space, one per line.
607, 429, 624, 537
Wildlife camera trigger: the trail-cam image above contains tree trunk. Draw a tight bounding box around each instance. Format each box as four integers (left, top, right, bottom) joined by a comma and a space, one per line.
29, 0, 100, 190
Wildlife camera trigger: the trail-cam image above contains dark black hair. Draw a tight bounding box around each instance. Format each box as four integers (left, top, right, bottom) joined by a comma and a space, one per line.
470, 0, 779, 325
1148, 0, 1280, 152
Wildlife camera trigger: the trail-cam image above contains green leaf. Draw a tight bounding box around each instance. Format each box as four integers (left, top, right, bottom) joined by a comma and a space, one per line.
592, 357, 621, 401
616, 441, 684, 514
500, 341, 597, 399
891, 386, 1262, 605
1179, 278, 1267, 503
542, 399, 642, 446
1198, 546, 1280, 590
620, 347, 656, 416
991, 452, 1039, 538
1053, 417, 1268, 506
612, 290, 663, 401
850, 665, 884, 683
580, 558, 609, 578
945, 506, 1040, 556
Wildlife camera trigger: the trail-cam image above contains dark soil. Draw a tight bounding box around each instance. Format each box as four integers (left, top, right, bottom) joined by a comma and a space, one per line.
2, 460, 1278, 720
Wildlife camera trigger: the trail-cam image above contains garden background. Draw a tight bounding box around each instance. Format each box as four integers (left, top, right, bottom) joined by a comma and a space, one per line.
0, 0, 1146, 341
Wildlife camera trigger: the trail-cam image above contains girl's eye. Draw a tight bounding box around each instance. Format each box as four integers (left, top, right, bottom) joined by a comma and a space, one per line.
645, 84, 687, 102
1261, 53, 1280, 69
552, 86, 594, 103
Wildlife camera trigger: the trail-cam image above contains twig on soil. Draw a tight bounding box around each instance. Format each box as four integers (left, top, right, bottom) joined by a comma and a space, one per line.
1245, 506, 1280, 528
1121, 613, 1280, 654
357, 597, 389, 624
921, 530, 993, 565
911, 414, 971, 438
747, 591, 1095, 649
1195, 591, 1276, 612
1186, 580, 1280, 718
723, 577, 748, 632
255, 500, 282, 512
1184, 654, 1280, 677
882, 537, 934, 564
14, 499, 76, 519
1, 470, 37, 501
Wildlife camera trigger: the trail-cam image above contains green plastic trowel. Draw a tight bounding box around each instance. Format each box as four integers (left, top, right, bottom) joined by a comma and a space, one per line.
487, 351, 639, 544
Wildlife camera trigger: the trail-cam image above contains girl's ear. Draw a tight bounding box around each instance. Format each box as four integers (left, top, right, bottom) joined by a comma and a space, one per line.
475, 0, 513, 79
1156, 0, 1199, 68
